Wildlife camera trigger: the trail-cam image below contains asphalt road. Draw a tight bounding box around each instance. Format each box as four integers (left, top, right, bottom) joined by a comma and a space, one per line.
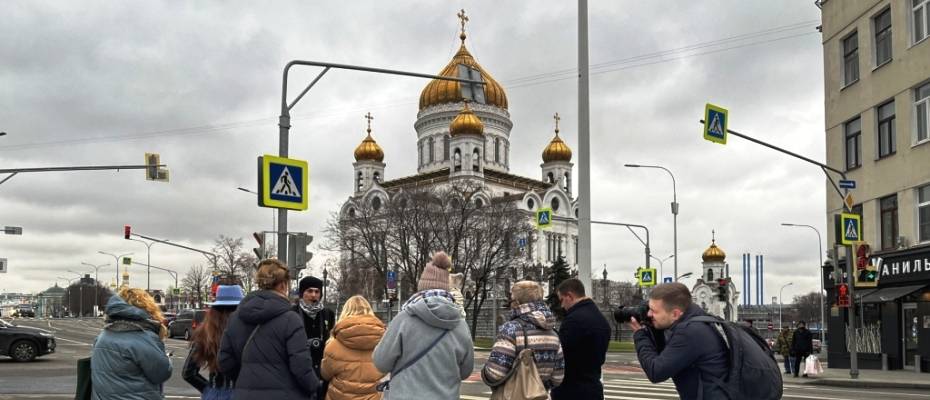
2, 318, 928, 400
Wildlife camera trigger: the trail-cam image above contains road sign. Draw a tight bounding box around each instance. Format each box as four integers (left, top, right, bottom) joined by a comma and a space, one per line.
663, 277, 673, 283
844, 193, 855, 211
839, 179, 856, 189
840, 213, 861, 245
259, 155, 309, 211
517, 238, 527, 248
0, 258, 6, 273
536, 208, 553, 228
386, 270, 397, 289
703, 103, 729, 145
638, 267, 657, 287
3, 226, 22, 235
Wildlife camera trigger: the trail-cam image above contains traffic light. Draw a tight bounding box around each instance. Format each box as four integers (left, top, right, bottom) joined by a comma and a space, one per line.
287, 233, 313, 274
717, 279, 728, 301
252, 232, 265, 260
854, 242, 879, 287
124, 225, 131, 240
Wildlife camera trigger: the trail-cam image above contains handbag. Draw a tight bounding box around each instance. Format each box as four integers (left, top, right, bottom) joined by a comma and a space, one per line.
75, 357, 92, 400
376, 329, 450, 392
490, 325, 548, 400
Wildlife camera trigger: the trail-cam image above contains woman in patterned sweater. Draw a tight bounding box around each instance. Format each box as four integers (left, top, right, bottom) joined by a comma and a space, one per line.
481, 281, 565, 391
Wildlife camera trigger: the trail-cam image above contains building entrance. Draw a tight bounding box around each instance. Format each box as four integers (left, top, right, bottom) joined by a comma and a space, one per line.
903, 302, 918, 369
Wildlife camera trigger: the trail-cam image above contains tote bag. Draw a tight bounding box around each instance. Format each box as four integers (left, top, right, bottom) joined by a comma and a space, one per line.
490, 327, 548, 400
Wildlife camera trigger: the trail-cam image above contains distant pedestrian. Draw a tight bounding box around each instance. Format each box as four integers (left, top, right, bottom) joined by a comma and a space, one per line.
219, 259, 319, 399
774, 326, 794, 375
293, 275, 336, 398
550, 278, 610, 400
91, 288, 172, 400
183, 285, 244, 400
482, 281, 564, 395
791, 321, 814, 378
320, 295, 386, 400
448, 272, 467, 318
373, 251, 474, 399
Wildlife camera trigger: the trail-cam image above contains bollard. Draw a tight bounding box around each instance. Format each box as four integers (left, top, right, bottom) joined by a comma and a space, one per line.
916, 355, 922, 373
881, 353, 888, 371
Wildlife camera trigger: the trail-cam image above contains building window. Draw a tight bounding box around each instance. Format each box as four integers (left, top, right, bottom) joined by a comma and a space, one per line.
874, 8, 892, 66
453, 148, 462, 172
472, 148, 481, 172
495, 138, 500, 163
527, 198, 535, 210
916, 82, 930, 144
919, 184, 930, 243
428, 137, 434, 163
443, 135, 450, 160
880, 194, 898, 250
913, 0, 930, 44
372, 197, 382, 211
551, 198, 560, 212
573, 236, 578, 264
843, 31, 859, 86
373, 171, 381, 183
557, 235, 563, 258
877, 101, 896, 158
845, 117, 862, 170
547, 172, 554, 183
356, 172, 363, 191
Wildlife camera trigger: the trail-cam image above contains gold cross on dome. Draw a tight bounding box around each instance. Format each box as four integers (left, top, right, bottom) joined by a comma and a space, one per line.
457, 9, 469, 39
553, 112, 561, 134
364, 112, 374, 132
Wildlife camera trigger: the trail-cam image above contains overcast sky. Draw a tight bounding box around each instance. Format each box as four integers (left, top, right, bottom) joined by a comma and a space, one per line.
1, 1, 827, 305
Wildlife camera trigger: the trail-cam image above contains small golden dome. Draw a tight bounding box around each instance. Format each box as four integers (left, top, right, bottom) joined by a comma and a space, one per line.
418, 13, 507, 111
702, 240, 727, 262
449, 101, 484, 136
542, 113, 572, 162
354, 132, 384, 162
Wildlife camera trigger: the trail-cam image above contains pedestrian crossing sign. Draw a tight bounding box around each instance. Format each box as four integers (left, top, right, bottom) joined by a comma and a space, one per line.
840, 213, 861, 245
536, 208, 553, 228
638, 267, 657, 287
703, 103, 728, 145
259, 155, 309, 211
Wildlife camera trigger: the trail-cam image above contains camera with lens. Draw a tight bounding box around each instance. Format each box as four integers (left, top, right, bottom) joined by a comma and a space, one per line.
308, 337, 323, 350
613, 301, 652, 325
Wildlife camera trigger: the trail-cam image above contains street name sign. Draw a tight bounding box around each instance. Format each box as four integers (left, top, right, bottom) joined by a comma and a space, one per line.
840, 213, 861, 245
259, 155, 309, 211
703, 103, 729, 145
638, 267, 657, 287
839, 179, 856, 189
536, 208, 553, 228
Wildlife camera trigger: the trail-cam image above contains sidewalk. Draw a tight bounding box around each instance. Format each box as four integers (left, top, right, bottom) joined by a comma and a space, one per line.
797, 367, 930, 390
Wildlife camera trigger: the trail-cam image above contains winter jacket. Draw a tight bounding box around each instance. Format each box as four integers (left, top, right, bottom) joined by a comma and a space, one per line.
550, 298, 610, 400
91, 295, 172, 400
775, 329, 793, 356
293, 303, 336, 373
218, 290, 319, 400
481, 300, 565, 390
372, 294, 474, 400
791, 327, 814, 356
320, 314, 386, 400
633, 304, 729, 400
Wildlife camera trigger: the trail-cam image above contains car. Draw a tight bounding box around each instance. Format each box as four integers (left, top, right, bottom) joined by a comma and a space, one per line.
168, 309, 206, 340
162, 312, 177, 328
15, 306, 35, 318
0, 319, 56, 362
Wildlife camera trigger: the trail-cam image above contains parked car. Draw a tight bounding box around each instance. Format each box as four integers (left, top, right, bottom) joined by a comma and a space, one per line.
162, 312, 177, 328
15, 305, 35, 318
168, 309, 206, 340
0, 319, 56, 362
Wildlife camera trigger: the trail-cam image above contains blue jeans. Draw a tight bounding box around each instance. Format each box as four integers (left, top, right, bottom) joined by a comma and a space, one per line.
783, 354, 792, 373
788, 356, 798, 375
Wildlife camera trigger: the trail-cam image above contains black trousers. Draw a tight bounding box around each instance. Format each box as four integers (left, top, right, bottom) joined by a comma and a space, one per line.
792, 352, 810, 376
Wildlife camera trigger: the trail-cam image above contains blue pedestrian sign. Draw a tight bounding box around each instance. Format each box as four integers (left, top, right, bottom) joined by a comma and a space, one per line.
839, 179, 856, 189
517, 238, 527, 248
703, 103, 729, 145
663, 277, 673, 283
386, 271, 397, 289
840, 213, 861, 245
638, 267, 658, 287
536, 208, 553, 228
259, 155, 309, 211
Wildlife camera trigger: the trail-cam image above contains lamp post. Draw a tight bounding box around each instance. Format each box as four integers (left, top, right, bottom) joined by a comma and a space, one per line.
781, 223, 826, 349
57, 276, 77, 317
126, 238, 158, 292
677, 272, 693, 281
780, 282, 794, 330
99, 251, 133, 288
649, 254, 674, 282
625, 164, 678, 281
132, 262, 179, 312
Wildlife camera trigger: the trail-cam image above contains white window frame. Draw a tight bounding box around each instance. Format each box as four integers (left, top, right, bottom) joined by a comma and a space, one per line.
918, 184, 930, 243
873, 7, 893, 68
912, 0, 930, 46
915, 82, 930, 145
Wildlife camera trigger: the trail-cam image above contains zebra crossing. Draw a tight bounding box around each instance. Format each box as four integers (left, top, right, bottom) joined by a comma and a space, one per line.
460, 377, 679, 400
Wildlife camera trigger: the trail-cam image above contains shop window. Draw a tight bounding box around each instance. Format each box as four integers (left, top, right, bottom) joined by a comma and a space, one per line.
880, 194, 898, 250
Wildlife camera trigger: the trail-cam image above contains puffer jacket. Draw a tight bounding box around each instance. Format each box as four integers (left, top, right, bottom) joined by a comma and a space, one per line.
481, 300, 565, 390
320, 314, 386, 400
775, 329, 793, 356
91, 295, 172, 400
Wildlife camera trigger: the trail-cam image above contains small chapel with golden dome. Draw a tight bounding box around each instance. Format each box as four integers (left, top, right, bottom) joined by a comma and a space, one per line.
691, 235, 741, 322
341, 10, 579, 267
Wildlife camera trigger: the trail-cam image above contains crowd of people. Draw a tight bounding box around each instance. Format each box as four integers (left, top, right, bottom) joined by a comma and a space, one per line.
87, 252, 616, 400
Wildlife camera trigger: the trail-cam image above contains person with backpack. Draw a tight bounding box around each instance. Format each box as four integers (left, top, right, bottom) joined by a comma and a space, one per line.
320, 295, 385, 400
482, 281, 564, 396
372, 252, 473, 399
627, 283, 730, 400
218, 259, 319, 399
791, 321, 814, 378
183, 285, 244, 400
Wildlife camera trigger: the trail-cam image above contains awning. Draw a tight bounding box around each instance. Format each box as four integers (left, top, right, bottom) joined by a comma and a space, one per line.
853, 288, 877, 300
860, 284, 927, 303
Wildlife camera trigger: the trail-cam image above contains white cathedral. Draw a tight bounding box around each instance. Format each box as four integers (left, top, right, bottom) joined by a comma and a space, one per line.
339, 12, 579, 268
692, 238, 741, 322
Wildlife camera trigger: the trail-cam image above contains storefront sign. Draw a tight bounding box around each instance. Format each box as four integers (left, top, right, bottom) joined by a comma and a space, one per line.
875, 247, 930, 285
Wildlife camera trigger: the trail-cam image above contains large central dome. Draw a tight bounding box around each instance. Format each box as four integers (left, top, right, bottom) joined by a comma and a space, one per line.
419, 30, 508, 111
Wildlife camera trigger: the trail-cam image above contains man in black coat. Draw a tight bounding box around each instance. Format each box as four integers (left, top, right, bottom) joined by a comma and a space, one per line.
293, 276, 335, 397
550, 278, 611, 400
628, 283, 729, 400
791, 321, 814, 377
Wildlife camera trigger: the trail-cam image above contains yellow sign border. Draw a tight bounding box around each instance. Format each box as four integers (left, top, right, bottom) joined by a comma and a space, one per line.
638, 267, 658, 287
703, 103, 729, 145
261, 154, 309, 211
840, 213, 861, 245
536, 208, 553, 228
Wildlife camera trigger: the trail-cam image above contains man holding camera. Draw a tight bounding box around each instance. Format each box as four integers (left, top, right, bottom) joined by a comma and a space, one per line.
626, 282, 729, 400
294, 276, 336, 398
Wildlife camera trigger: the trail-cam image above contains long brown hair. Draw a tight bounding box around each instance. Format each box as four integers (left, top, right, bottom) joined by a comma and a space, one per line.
190, 307, 235, 372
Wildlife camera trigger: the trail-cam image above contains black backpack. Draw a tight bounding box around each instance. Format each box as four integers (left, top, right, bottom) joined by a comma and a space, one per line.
689, 316, 783, 400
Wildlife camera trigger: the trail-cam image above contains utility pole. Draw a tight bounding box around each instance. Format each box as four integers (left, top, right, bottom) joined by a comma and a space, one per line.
576, 0, 593, 297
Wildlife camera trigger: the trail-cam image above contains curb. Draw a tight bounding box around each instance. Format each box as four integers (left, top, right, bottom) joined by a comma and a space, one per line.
801, 378, 930, 390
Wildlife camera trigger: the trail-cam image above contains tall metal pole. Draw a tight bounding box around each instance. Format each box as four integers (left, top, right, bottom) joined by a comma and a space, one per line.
779, 282, 793, 329
625, 164, 677, 281
845, 243, 858, 378
577, 0, 592, 296
781, 223, 826, 350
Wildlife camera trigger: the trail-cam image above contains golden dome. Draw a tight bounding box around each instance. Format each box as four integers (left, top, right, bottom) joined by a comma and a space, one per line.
354, 112, 384, 162
418, 15, 507, 111
449, 101, 484, 136
702, 240, 726, 262
542, 113, 572, 162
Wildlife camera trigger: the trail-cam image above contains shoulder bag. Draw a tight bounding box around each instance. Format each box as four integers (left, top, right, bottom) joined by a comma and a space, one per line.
490, 325, 548, 400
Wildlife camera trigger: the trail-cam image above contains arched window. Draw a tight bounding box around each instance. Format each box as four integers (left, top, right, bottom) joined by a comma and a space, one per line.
453, 149, 462, 172
473, 148, 481, 172
373, 171, 381, 183
443, 135, 451, 160
551, 198, 560, 211
495, 138, 501, 163
707, 269, 714, 282
547, 172, 554, 183
356, 172, 363, 190
372, 197, 382, 211
475, 198, 483, 208
428, 137, 434, 163
563, 172, 570, 192
527, 198, 535, 210
348, 208, 356, 218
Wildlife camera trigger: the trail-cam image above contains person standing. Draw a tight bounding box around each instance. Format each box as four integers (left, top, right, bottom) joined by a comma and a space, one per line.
219, 259, 319, 399
294, 275, 336, 396
791, 321, 814, 378
550, 278, 610, 400
774, 326, 794, 375
91, 288, 172, 400
482, 281, 564, 392
183, 285, 244, 399
372, 252, 473, 399
320, 295, 386, 400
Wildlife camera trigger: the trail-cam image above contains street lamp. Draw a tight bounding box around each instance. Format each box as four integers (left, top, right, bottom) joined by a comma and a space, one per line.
57, 276, 77, 317
125, 237, 160, 292
237, 186, 277, 250
649, 254, 674, 282
625, 164, 679, 281
99, 251, 133, 289
780, 282, 794, 330
81, 262, 107, 315
677, 272, 693, 281
781, 223, 826, 348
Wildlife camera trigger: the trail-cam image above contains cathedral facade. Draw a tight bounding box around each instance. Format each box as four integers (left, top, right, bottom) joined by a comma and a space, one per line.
691, 239, 741, 322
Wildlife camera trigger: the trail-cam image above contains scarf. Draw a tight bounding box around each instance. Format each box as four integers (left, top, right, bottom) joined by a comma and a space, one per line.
401, 289, 456, 311
299, 299, 324, 319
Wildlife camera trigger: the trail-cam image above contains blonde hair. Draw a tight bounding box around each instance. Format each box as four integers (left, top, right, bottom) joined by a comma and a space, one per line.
118, 287, 168, 339
339, 295, 374, 321
255, 259, 290, 290
511, 281, 544, 305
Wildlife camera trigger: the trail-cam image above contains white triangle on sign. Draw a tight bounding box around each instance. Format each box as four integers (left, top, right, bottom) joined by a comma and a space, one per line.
708, 113, 724, 136
642, 272, 652, 282
845, 220, 859, 240
272, 167, 301, 198
539, 212, 549, 224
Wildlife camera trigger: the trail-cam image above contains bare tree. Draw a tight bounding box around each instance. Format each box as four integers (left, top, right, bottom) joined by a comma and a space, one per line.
182, 264, 211, 308
792, 291, 824, 325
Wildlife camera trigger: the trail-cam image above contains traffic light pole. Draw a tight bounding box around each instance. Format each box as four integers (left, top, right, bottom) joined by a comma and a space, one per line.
0, 164, 166, 187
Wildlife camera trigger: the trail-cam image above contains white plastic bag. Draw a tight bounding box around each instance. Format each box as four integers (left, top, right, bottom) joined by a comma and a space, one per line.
804, 354, 823, 376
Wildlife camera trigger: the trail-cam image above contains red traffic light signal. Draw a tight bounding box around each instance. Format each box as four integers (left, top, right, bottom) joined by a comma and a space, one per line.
124, 225, 131, 240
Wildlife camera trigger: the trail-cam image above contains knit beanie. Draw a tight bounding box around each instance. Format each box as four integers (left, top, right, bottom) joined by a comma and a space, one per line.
298, 276, 324, 295
418, 252, 452, 291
